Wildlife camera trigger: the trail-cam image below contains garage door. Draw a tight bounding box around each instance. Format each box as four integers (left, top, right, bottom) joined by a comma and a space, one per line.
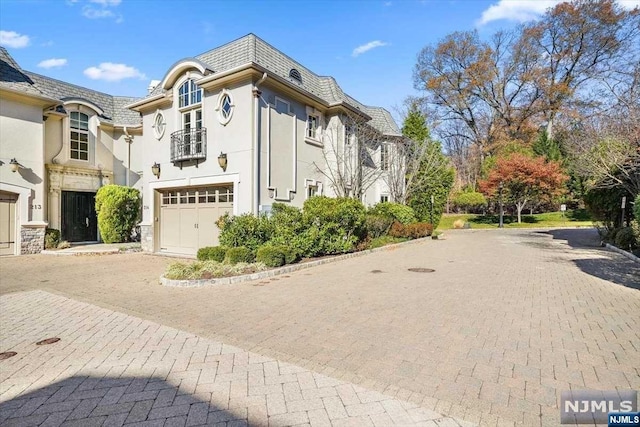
159, 185, 233, 255
0, 191, 18, 256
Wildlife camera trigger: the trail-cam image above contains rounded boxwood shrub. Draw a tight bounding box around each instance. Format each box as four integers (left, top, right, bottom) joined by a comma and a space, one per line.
95, 185, 140, 243
365, 214, 394, 238
224, 246, 254, 264
614, 227, 637, 250
217, 213, 272, 252
44, 228, 60, 249
256, 245, 286, 268
368, 202, 416, 224
197, 246, 227, 262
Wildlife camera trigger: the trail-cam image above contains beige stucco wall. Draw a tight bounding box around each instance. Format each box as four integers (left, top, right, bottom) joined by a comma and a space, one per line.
0, 96, 46, 223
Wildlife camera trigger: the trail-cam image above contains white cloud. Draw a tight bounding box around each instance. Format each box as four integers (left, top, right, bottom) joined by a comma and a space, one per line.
82, 5, 115, 18
0, 30, 30, 48
384, 1, 392, 6
352, 40, 389, 57
477, 0, 560, 26
41, 40, 54, 47
84, 62, 146, 82
38, 58, 68, 69
89, 0, 121, 5
619, 0, 640, 8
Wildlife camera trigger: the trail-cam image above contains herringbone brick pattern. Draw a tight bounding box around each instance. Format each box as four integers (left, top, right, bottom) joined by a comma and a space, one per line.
0, 291, 471, 427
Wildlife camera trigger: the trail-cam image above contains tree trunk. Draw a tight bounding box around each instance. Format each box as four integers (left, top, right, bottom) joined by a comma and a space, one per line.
516, 203, 523, 223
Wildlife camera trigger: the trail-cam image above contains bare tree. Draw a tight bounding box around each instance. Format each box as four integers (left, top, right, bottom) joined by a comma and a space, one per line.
313, 111, 397, 200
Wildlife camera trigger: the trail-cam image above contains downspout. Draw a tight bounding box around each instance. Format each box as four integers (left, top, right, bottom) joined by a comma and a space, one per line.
253, 72, 267, 215
124, 126, 132, 187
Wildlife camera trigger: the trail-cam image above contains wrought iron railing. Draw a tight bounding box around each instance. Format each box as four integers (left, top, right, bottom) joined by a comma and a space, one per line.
170, 128, 207, 163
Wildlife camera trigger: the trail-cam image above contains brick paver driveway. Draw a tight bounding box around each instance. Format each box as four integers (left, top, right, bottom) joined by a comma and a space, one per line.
1, 228, 639, 426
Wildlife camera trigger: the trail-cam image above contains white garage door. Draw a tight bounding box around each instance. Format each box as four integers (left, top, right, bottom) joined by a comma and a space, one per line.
0, 191, 18, 256
159, 185, 233, 255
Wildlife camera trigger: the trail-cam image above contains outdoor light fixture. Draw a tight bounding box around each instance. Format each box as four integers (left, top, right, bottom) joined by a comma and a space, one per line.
151, 162, 161, 179
9, 158, 22, 173
217, 152, 227, 172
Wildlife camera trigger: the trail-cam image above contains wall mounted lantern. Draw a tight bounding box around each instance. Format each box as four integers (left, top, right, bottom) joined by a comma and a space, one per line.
217, 152, 227, 172
10, 159, 23, 173
151, 162, 161, 179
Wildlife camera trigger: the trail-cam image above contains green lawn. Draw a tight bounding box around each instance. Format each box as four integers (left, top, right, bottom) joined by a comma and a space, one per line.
438, 209, 594, 230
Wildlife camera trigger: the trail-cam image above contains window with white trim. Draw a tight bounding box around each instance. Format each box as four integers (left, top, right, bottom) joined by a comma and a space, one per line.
70, 111, 89, 161
380, 195, 389, 203
307, 114, 319, 139
178, 79, 202, 108
380, 143, 390, 171
217, 90, 234, 125
153, 111, 165, 139
345, 123, 355, 145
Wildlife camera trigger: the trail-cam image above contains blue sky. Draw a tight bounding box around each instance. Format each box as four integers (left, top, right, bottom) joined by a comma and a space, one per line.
2, 0, 638, 122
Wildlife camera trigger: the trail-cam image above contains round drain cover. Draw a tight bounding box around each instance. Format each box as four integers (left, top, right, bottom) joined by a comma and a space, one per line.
0, 352, 17, 360
408, 268, 435, 273
371, 270, 383, 273
36, 338, 60, 345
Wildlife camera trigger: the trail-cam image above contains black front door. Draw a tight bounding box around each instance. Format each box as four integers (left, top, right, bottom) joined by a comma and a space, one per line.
62, 191, 97, 242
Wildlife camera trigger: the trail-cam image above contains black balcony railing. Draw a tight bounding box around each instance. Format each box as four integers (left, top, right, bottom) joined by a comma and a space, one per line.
170, 128, 207, 163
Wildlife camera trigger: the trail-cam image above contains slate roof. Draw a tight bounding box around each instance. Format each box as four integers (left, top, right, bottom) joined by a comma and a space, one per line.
0, 46, 141, 127
147, 34, 400, 136
0, 46, 45, 97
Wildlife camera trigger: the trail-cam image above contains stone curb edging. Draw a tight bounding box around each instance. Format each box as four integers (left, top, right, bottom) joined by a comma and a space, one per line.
160, 235, 442, 287
41, 249, 121, 256
605, 243, 640, 263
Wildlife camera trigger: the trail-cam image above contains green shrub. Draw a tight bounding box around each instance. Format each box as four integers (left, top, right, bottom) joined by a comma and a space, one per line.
224, 246, 254, 264
197, 246, 227, 262
365, 214, 394, 238
44, 228, 60, 249
452, 191, 487, 213
256, 245, 286, 268
614, 227, 638, 250
634, 195, 640, 222
218, 213, 272, 252
368, 202, 416, 224
295, 197, 367, 257
57, 240, 71, 249
268, 203, 305, 247
94, 185, 140, 243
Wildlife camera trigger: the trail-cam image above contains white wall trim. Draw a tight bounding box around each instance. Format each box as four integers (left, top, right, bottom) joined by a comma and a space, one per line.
267, 97, 297, 202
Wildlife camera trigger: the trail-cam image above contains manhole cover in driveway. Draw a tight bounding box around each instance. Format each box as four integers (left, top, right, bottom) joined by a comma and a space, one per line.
371, 270, 383, 273
408, 268, 435, 273
36, 338, 60, 345
0, 352, 17, 360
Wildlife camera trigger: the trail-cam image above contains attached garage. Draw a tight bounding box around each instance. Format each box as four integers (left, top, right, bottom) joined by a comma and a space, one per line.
158, 185, 233, 255
0, 191, 18, 256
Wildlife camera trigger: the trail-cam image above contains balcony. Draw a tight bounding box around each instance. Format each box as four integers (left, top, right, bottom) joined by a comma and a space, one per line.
170, 128, 207, 163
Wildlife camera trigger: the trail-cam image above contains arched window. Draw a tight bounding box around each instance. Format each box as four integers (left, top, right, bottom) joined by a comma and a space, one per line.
70, 112, 89, 160
178, 79, 202, 108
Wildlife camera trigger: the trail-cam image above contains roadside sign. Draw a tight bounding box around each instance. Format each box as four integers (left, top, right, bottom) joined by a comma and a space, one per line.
560, 204, 566, 212
622, 196, 626, 208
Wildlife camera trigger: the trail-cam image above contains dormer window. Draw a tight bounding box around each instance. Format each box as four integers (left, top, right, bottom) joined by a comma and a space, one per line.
70, 111, 89, 161
178, 79, 202, 108
289, 68, 302, 83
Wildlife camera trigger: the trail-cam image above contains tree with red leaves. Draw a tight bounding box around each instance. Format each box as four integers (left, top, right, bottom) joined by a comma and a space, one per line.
479, 154, 568, 223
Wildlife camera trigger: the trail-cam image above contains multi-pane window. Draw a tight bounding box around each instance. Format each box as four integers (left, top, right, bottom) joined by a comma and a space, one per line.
220, 95, 232, 119
307, 185, 318, 199
162, 187, 234, 206
178, 80, 202, 108
380, 195, 389, 203
70, 112, 89, 161
380, 144, 390, 171
307, 115, 319, 139
345, 123, 355, 145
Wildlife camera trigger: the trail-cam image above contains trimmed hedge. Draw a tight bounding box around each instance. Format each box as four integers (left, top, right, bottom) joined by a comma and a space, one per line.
95, 185, 140, 243
218, 213, 272, 252
256, 246, 286, 268
224, 246, 254, 264
197, 246, 227, 262
365, 214, 394, 239
389, 221, 433, 238
368, 202, 416, 224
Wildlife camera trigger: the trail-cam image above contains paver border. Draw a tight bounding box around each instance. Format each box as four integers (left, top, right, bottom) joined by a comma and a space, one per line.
605, 243, 640, 263
160, 235, 440, 287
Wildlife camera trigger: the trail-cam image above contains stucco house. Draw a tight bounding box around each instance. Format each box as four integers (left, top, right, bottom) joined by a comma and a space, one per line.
0, 34, 401, 257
